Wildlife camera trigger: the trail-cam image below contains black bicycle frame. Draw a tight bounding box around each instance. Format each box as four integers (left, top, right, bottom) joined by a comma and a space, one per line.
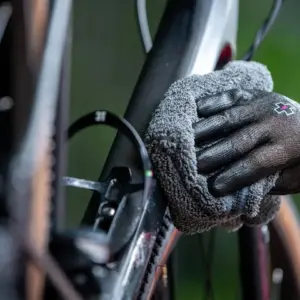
81, 0, 270, 299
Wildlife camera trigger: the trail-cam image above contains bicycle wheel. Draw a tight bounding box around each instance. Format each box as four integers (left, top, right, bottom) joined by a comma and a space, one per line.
0, 1, 74, 299
269, 196, 300, 300
5, 1, 52, 299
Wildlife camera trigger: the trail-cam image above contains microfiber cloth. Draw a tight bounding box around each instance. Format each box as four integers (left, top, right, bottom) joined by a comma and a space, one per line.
144, 61, 281, 234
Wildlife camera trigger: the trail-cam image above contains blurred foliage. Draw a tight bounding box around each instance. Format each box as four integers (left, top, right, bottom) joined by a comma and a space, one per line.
68, 0, 300, 299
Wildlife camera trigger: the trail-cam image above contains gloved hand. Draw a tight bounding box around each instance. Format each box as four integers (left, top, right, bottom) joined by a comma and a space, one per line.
194, 89, 300, 196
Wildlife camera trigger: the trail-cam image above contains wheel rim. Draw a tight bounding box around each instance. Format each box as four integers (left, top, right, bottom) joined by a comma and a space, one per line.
150, 198, 300, 300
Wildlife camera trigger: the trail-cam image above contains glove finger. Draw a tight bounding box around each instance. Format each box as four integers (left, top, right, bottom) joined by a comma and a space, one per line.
197, 123, 269, 174
194, 104, 258, 142
207, 144, 286, 197
196, 89, 270, 117
196, 90, 241, 117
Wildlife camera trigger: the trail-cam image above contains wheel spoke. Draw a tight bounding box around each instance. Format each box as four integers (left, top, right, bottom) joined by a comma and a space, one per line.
198, 230, 216, 300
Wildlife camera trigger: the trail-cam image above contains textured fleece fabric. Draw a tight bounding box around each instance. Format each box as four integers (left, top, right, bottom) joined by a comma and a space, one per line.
144, 61, 281, 234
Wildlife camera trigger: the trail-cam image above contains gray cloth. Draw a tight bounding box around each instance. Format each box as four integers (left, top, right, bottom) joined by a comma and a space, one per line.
144, 61, 281, 234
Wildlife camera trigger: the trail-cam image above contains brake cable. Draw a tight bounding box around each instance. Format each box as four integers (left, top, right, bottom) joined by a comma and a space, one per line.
241, 0, 284, 61
136, 0, 285, 61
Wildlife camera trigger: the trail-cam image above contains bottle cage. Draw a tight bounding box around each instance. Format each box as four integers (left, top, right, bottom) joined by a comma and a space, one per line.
64, 110, 155, 236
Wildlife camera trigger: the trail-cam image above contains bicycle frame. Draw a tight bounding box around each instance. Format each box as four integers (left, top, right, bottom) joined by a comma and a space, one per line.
79, 1, 264, 299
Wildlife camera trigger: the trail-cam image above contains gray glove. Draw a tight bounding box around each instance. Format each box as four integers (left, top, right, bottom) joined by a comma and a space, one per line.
195, 89, 300, 196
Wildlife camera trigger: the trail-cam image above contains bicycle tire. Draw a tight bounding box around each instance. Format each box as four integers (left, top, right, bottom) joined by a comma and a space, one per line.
10, 1, 51, 299
1, 1, 74, 299
269, 196, 300, 300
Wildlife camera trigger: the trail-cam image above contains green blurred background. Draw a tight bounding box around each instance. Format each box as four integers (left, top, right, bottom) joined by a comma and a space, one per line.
67, 0, 300, 299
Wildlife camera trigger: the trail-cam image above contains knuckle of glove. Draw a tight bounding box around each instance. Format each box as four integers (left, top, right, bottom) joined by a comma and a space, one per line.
259, 93, 300, 194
